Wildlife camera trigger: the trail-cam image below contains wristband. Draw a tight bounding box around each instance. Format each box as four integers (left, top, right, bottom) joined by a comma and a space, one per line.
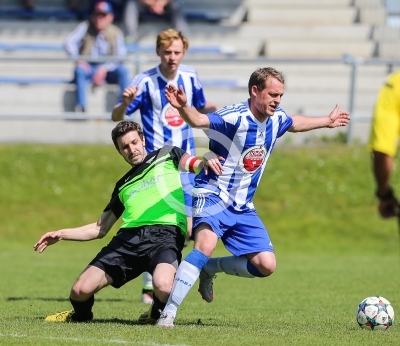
375, 187, 395, 201
183, 155, 198, 173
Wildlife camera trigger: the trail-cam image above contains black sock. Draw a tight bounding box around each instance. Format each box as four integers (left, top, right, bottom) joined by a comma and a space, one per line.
70, 295, 94, 322
150, 294, 165, 320
142, 288, 153, 296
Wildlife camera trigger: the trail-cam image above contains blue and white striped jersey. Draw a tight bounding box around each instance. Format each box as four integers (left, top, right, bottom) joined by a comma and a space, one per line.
194, 100, 293, 211
125, 64, 207, 155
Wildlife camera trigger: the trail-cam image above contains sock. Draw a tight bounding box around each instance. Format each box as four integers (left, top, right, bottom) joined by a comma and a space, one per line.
142, 271, 153, 291
163, 249, 209, 317
203, 256, 265, 278
151, 294, 165, 320
70, 295, 94, 321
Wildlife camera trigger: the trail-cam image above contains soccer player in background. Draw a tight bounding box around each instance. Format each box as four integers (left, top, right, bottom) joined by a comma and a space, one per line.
34, 121, 221, 323
155, 67, 350, 328
111, 28, 218, 305
367, 70, 400, 218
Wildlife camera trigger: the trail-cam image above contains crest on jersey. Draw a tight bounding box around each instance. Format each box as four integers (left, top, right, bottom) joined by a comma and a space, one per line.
239, 145, 267, 173
161, 104, 186, 130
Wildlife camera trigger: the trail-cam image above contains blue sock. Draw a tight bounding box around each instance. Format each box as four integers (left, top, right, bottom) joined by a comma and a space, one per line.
184, 249, 209, 270
247, 262, 266, 277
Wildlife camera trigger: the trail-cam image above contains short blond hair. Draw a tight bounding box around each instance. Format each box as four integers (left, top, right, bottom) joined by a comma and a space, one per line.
156, 28, 189, 51
248, 67, 285, 96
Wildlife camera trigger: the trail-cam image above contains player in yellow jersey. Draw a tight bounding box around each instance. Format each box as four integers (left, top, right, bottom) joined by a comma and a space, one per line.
367, 71, 400, 218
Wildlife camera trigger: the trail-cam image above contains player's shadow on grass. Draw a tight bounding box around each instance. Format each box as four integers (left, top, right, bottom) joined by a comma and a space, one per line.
6, 297, 127, 302
90, 318, 227, 327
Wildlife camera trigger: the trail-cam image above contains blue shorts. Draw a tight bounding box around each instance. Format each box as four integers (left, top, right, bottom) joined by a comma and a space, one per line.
180, 172, 195, 217
192, 194, 274, 257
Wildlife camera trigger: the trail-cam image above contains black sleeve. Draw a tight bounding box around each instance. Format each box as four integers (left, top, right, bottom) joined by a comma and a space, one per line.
168, 146, 188, 168
103, 184, 124, 219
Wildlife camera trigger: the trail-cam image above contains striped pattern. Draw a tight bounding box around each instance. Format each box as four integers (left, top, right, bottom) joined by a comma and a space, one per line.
125, 64, 207, 155
194, 101, 293, 211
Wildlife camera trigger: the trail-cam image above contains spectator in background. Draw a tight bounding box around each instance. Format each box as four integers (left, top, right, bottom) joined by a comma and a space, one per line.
64, 1, 130, 112
367, 70, 400, 218
121, 0, 190, 43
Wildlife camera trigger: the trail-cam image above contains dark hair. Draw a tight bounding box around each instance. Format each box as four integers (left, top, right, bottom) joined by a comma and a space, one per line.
248, 67, 285, 96
111, 121, 144, 150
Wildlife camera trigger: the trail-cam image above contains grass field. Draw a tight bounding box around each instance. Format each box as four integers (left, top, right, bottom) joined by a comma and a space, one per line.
1, 143, 400, 345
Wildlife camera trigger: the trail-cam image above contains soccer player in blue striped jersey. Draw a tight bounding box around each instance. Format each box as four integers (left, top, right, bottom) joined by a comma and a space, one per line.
111, 28, 218, 304
155, 67, 351, 328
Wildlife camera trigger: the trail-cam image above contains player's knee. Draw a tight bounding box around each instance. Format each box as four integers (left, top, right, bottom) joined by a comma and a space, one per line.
250, 253, 276, 277
70, 281, 94, 300
260, 258, 276, 276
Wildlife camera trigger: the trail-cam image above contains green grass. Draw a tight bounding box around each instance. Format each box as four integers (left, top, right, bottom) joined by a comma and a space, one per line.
1, 143, 400, 345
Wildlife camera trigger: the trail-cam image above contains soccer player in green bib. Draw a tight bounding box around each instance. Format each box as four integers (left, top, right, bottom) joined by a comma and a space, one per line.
34, 120, 222, 323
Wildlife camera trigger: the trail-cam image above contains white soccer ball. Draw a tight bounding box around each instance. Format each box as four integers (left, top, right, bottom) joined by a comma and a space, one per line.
356, 296, 394, 330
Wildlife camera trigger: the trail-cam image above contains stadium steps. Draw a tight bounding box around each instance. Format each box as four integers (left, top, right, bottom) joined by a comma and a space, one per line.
0, 0, 245, 23
264, 40, 377, 59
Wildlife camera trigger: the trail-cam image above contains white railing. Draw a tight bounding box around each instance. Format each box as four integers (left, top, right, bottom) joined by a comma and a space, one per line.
1, 55, 400, 143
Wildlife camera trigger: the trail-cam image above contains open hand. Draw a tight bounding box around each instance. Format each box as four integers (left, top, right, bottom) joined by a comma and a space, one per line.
203, 151, 225, 175
165, 84, 188, 109
327, 104, 350, 128
33, 231, 61, 253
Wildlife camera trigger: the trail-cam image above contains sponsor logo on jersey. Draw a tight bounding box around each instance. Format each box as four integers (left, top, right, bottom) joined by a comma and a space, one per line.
127, 174, 163, 199
161, 104, 186, 130
239, 145, 267, 173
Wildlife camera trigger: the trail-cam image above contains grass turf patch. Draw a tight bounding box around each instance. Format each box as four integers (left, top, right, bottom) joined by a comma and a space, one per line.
1, 143, 400, 345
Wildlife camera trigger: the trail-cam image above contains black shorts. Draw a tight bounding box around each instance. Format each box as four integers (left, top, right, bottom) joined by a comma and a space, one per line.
89, 225, 185, 288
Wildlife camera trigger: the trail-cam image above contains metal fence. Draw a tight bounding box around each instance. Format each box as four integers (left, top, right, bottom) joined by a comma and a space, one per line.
1, 55, 400, 144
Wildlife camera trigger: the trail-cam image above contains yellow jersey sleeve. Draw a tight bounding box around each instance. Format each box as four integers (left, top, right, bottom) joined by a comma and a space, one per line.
367, 72, 400, 157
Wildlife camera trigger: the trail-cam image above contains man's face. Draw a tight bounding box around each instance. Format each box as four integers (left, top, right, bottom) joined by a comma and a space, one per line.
92, 11, 114, 31
157, 39, 186, 75
252, 77, 284, 118
116, 131, 146, 166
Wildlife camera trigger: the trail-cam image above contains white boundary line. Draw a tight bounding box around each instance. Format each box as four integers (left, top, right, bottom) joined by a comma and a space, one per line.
0, 333, 189, 346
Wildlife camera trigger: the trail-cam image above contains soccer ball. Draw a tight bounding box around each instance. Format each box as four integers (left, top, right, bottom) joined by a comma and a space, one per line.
356, 296, 394, 330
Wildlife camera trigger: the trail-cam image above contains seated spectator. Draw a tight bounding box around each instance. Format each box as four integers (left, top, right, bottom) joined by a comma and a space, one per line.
121, 0, 190, 43
63, 1, 130, 112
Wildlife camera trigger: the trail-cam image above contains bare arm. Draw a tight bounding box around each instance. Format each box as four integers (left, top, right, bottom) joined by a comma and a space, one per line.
165, 84, 210, 128
197, 100, 218, 114
111, 86, 138, 122
289, 104, 350, 132
33, 210, 117, 253
372, 151, 398, 218
180, 153, 223, 176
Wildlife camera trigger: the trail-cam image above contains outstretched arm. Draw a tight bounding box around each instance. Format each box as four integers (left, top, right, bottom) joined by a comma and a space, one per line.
289, 104, 350, 132
165, 84, 210, 128
33, 210, 117, 253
